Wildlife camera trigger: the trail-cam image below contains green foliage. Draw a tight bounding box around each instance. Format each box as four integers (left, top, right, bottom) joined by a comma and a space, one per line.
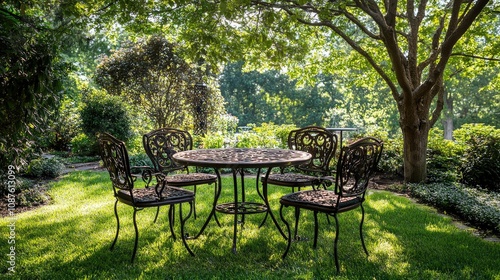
44, 96, 81, 151
426, 128, 462, 183
219, 62, 331, 128
455, 124, 500, 191
128, 153, 153, 169
200, 133, 225, 149
0, 7, 69, 172
16, 178, 51, 207
95, 35, 224, 131
26, 158, 65, 179
71, 133, 96, 156
409, 183, 500, 234
234, 123, 285, 148
80, 90, 132, 153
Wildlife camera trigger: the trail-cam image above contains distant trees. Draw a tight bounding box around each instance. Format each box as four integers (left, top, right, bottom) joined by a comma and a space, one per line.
220, 61, 331, 127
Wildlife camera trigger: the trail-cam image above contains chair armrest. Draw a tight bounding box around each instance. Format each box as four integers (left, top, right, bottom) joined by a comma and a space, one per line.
130, 165, 155, 187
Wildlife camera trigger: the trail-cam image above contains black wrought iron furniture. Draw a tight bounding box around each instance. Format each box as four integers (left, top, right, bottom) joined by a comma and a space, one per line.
262, 126, 338, 239
143, 128, 218, 221
172, 148, 312, 253
279, 137, 383, 273
97, 132, 195, 262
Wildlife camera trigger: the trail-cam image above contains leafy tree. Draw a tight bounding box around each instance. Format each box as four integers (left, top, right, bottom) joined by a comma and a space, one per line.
152, 0, 495, 183
0, 5, 69, 170
79, 0, 498, 182
95, 35, 224, 132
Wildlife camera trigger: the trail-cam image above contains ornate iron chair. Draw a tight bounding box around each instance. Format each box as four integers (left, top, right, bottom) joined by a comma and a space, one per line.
143, 128, 218, 221
98, 132, 195, 262
261, 126, 338, 238
279, 137, 383, 273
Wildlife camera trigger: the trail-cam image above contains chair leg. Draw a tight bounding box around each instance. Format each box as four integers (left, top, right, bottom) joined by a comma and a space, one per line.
293, 207, 300, 240
280, 204, 292, 259
333, 214, 340, 273
131, 208, 139, 263
193, 185, 197, 219
153, 206, 160, 223
168, 205, 176, 240
180, 201, 195, 256
360, 204, 369, 256
110, 199, 120, 251
213, 181, 221, 227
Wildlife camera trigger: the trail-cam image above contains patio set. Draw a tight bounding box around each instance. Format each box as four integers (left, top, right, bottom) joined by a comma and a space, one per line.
97, 126, 383, 273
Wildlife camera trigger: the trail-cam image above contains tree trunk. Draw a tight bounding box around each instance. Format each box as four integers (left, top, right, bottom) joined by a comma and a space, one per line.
443, 89, 454, 140
443, 118, 453, 140
402, 124, 429, 183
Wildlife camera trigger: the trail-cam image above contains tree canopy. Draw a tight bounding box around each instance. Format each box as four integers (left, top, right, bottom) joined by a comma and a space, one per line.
95, 35, 224, 131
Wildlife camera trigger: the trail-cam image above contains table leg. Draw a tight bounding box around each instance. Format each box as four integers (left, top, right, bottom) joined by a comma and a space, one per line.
191, 168, 222, 239
232, 168, 239, 253
261, 167, 287, 239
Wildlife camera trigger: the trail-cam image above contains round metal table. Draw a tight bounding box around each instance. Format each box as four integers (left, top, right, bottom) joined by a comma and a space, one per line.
173, 148, 312, 253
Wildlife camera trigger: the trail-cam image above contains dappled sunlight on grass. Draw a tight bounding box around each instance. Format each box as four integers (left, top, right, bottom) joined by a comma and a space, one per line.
1, 172, 499, 279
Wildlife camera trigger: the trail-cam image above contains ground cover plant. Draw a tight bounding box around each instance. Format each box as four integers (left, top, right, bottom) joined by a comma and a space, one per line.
1, 171, 499, 279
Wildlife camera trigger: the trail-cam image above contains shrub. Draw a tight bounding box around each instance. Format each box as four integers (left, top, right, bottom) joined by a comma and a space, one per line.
80, 91, 132, 146
426, 128, 461, 183
409, 182, 500, 234
129, 153, 153, 169
200, 132, 225, 148
16, 178, 51, 207
455, 124, 500, 192
71, 133, 97, 156
26, 157, 65, 179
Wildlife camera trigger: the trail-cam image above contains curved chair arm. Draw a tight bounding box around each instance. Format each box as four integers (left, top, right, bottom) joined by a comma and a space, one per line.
130, 165, 155, 187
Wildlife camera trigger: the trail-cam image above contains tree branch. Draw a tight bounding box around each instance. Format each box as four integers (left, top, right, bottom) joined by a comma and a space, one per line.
450, 53, 500, 62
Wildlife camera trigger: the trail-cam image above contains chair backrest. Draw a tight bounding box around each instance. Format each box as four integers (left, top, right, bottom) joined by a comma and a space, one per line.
288, 126, 338, 175
336, 137, 383, 197
143, 128, 193, 173
97, 132, 134, 192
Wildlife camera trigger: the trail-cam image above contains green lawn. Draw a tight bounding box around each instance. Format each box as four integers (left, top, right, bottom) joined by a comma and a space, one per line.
2, 171, 499, 279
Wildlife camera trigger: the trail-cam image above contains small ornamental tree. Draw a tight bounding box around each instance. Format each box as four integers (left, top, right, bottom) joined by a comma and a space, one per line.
95, 35, 199, 129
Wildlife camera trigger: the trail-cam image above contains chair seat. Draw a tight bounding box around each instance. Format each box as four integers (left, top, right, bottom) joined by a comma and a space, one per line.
165, 173, 217, 186
117, 185, 194, 207
280, 190, 362, 213
263, 173, 320, 187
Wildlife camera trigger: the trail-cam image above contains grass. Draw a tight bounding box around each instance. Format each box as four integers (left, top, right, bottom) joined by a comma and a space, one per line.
1, 170, 500, 279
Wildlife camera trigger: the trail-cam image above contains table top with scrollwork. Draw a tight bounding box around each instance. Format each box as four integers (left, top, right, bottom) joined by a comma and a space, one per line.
172, 148, 312, 169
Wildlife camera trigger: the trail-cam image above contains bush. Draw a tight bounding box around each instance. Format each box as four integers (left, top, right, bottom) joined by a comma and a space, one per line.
26, 157, 65, 179
16, 178, 51, 207
455, 124, 500, 192
409, 182, 500, 234
200, 132, 225, 148
80, 90, 132, 147
71, 133, 97, 156
426, 128, 462, 183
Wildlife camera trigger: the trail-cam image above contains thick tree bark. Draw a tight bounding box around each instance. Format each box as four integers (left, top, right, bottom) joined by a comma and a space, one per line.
402, 123, 430, 183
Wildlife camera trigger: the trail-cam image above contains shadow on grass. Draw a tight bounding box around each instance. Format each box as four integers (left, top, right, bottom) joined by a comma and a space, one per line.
1, 172, 499, 279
